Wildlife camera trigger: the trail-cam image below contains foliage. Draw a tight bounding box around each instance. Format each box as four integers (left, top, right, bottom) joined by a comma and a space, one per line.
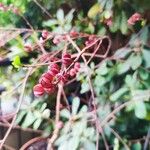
0, 0, 150, 149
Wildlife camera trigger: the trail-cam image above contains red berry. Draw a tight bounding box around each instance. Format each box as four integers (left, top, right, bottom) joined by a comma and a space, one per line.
57, 73, 69, 83
44, 86, 55, 94
74, 62, 80, 72
69, 68, 76, 77
48, 64, 60, 76
33, 84, 45, 97
39, 72, 53, 88
42, 30, 49, 39
62, 53, 72, 66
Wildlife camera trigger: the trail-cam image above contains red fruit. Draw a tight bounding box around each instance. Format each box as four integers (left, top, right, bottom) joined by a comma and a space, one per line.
39, 72, 53, 88
69, 68, 76, 77
48, 64, 60, 76
42, 30, 49, 39
44, 86, 55, 94
24, 43, 32, 52
74, 62, 80, 72
33, 84, 45, 97
57, 73, 69, 83
62, 53, 72, 66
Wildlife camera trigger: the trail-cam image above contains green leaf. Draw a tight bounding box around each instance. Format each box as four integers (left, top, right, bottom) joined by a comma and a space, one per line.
60, 109, 71, 119
42, 109, 50, 118
114, 47, 131, 59
96, 61, 108, 75
129, 54, 142, 70
68, 136, 80, 150
113, 138, 119, 150
12, 55, 22, 69
142, 46, 150, 68
22, 111, 36, 128
56, 9, 64, 24
65, 9, 75, 23
72, 97, 80, 115
88, 3, 102, 18
83, 140, 96, 150
43, 19, 58, 27
117, 61, 130, 74
80, 81, 90, 94
135, 101, 147, 119
94, 75, 106, 87
40, 103, 47, 112
120, 11, 128, 35
16, 110, 26, 124
33, 118, 42, 130
110, 87, 128, 101
131, 142, 142, 150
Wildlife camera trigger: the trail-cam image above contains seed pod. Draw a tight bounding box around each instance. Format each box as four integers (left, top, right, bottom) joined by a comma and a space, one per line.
33, 84, 45, 97
48, 63, 60, 76
44, 85, 55, 94
62, 53, 72, 66
57, 73, 69, 83
39, 72, 53, 88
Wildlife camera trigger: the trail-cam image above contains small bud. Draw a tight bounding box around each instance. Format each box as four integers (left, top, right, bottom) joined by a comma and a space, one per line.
24, 43, 32, 52
56, 121, 63, 129
74, 62, 80, 72
128, 13, 142, 25
33, 84, 45, 97
69, 68, 76, 77
42, 30, 49, 39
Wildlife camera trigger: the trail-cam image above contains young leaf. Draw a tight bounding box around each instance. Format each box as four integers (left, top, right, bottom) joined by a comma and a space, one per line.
72, 97, 80, 115
33, 118, 42, 130
12, 55, 22, 69
22, 111, 36, 128
110, 87, 128, 101
57, 9, 64, 24
135, 101, 147, 119
88, 3, 102, 18
80, 81, 90, 94
60, 109, 71, 119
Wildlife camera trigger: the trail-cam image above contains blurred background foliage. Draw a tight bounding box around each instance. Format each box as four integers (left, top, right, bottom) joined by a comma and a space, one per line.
0, 0, 150, 149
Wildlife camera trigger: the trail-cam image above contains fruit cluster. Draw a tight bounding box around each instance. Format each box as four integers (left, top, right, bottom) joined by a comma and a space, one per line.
33, 53, 80, 97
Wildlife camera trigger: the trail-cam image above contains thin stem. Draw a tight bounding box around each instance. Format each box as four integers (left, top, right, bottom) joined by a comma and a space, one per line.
47, 83, 63, 149
0, 68, 32, 149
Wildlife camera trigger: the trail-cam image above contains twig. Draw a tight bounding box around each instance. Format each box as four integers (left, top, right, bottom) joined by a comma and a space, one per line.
47, 83, 63, 150
109, 126, 130, 150
143, 126, 150, 150
33, 0, 52, 18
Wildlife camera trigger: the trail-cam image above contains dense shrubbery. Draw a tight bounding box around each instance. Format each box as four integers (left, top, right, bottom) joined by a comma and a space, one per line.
0, 0, 150, 149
